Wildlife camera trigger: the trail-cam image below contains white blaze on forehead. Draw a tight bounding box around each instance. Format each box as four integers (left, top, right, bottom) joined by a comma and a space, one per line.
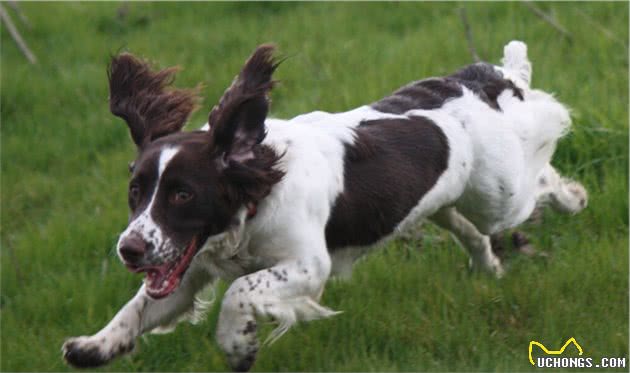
117, 146, 181, 260
158, 147, 180, 176
148, 146, 181, 212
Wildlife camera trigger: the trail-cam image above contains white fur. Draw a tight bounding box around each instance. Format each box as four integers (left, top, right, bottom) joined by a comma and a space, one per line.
499, 40, 531, 87
424, 85, 571, 234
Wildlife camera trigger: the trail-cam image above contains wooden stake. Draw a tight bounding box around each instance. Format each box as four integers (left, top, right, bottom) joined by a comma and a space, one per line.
0, 3, 37, 64
7, 1, 31, 30
523, 1, 573, 43
458, 7, 481, 63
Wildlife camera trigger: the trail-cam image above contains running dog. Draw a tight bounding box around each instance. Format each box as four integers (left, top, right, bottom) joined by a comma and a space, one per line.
63, 41, 587, 371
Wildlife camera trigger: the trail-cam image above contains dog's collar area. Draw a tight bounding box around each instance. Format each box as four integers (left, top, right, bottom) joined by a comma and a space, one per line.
246, 202, 257, 220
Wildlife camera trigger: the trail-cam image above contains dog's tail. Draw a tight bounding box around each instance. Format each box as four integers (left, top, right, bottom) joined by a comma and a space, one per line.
501, 40, 532, 87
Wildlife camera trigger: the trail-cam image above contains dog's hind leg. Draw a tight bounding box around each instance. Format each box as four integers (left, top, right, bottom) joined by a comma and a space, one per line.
535, 164, 587, 214
62, 266, 212, 368
431, 207, 504, 277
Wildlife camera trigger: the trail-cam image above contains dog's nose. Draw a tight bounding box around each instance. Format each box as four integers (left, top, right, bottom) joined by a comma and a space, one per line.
119, 234, 147, 265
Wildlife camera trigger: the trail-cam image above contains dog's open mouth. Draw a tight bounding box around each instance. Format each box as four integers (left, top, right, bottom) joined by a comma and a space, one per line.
129, 236, 200, 299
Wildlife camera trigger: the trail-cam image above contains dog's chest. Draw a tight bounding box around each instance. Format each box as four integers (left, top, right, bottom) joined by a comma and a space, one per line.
198, 253, 265, 281
195, 231, 275, 281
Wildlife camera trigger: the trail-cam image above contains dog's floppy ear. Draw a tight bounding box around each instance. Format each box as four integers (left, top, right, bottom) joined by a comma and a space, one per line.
108, 53, 200, 148
207, 44, 280, 164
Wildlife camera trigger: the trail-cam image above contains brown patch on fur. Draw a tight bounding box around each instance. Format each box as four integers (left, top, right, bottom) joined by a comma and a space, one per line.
325, 116, 449, 249
219, 145, 285, 206
372, 62, 524, 115
108, 53, 201, 147
371, 78, 463, 114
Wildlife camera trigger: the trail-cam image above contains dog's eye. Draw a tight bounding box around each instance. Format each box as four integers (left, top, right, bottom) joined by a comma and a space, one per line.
129, 184, 141, 206
169, 189, 194, 205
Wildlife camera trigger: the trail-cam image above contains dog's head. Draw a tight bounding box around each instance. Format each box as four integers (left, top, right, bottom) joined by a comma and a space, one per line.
109, 45, 284, 299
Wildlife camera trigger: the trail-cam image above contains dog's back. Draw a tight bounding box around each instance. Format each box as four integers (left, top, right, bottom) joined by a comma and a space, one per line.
259, 41, 571, 248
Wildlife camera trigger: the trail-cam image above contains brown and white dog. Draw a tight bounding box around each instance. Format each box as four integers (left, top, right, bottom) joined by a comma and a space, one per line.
62, 41, 587, 371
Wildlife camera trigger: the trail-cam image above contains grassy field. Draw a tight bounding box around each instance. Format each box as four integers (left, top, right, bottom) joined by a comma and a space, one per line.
1, 2, 628, 372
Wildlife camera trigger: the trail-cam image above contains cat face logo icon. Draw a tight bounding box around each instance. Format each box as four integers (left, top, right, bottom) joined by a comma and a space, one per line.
529, 337, 584, 366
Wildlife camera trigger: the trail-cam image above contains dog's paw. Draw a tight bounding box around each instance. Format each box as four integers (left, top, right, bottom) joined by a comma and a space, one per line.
566, 181, 588, 212
229, 351, 258, 372
551, 180, 588, 214
217, 319, 260, 372
222, 333, 259, 372
469, 251, 505, 278
489, 257, 506, 278
62, 335, 134, 368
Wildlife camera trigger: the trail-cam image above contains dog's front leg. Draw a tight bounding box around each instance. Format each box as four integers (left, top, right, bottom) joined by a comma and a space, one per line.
216, 254, 339, 371
62, 267, 212, 368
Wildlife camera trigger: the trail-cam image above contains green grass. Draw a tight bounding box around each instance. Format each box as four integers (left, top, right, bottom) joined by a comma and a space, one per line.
1, 2, 628, 372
